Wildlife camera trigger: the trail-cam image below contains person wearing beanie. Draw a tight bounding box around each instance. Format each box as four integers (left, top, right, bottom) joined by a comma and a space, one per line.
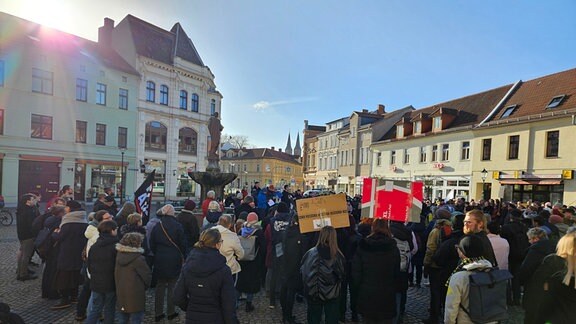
115, 233, 151, 323
549, 214, 569, 236
237, 212, 266, 313
444, 235, 493, 324
266, 202, 293, 308
177, 200, 200, 251
149, 204, 186, 321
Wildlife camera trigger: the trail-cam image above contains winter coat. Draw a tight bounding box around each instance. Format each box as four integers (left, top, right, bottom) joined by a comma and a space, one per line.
119, 224, 150, 256
352, 233, 400, 320
173, 247, 237, 324
149, 215, 187, 279
16, 204, 38, 241
500, 220, 529, 263
177, 209, 200, 251
408, 221, 427, 265
517, 239, 555, 287
87, 233, 119, 293
301, 246, 345, 302
115, 244, 151, 313
213, 225, 244, 274
234, 203, 256, 219
544, 268, 576, 323
444, 259, 496, 324
236, 225, 266, 294
85, 222, 99, 255
53, 211, 88, 271
201, 198, 214, 217
475, 231, 498, 267
433, 230, 464, 288
521, 251, 564, 321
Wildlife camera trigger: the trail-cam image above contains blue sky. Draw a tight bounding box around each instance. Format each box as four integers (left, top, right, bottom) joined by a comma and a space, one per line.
2, 0, 575, 149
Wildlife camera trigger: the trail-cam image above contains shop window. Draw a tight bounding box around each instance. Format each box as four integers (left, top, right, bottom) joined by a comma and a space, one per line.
32, 68, 53, 95
546, 131, 559, 158
76, 78, 87, 101
145, 121, 167, 151
31, 114, 52, 139
76, 120, 87, 143
96, 123, 106, 145
178, 127, 197, 155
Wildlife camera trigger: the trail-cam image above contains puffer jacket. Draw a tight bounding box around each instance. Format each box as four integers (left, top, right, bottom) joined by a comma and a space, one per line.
300, 246, 345, 302
213, 225, 244, 274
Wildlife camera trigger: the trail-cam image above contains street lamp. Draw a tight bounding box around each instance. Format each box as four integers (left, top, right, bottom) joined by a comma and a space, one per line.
119, 147, 127, 204
481, 168, 488, 200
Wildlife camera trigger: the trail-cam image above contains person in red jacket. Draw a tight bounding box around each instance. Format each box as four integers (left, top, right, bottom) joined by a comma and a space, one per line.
202, 190, 216, 217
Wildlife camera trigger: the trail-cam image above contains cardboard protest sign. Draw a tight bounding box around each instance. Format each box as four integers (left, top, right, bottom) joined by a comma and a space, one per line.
295, 193, 350, 233
361, 178, 423, 223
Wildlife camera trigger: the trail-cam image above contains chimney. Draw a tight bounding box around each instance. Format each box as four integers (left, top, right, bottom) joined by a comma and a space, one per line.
378, 104, 386, 115
98, 18, 114, 46
271, 146, 275, 151
304, 119, 309, 130
362, 109, 368, 113
279, 148, 282, 153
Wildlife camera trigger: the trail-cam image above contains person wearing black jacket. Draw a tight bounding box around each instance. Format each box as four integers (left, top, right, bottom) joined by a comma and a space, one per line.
86, 221, 119, 324
16, 193, 40, 281
234, 196, 257, 220
41, 206, 66, 299
352, 218, 400, 323
177, 200, 200, 251
278, 215, 306, 324
390, 220, 416, 324
173, 229, 238, 324
500, 208, 529, 305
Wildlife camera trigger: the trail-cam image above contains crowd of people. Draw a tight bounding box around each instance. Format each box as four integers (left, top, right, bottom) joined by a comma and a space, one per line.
11, 184, 576, 324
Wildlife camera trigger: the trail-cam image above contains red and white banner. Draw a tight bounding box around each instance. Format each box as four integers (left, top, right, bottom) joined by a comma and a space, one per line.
361, 178, 423, 223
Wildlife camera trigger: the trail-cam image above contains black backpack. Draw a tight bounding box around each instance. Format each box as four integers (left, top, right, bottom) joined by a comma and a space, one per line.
34, 227, 54, 260
461, 268, 513, 323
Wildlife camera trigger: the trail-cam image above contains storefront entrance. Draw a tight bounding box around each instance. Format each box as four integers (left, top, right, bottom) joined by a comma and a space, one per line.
18, 160, 60, 202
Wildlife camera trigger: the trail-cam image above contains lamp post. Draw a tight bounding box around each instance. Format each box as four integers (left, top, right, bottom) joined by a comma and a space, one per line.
119, 147, 126, 204
481, 168, 488, 200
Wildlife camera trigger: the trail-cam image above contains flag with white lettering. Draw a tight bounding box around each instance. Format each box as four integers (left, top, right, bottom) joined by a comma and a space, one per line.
134, 170, 155, 224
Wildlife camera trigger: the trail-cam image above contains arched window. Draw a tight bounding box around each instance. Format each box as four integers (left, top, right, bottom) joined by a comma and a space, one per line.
179, 90, 188, 110
145, 121, 167, 151
210, 99, 216, 115
146, 81, 155, 102
191, 93, 199, 112
179, 127, 197, 155
160, 85, 169, 105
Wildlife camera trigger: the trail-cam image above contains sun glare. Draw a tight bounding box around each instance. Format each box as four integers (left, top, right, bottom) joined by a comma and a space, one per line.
11, 0, 73, 33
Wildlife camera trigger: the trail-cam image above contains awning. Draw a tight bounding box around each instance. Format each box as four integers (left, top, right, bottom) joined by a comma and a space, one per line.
500, 179, 563, 185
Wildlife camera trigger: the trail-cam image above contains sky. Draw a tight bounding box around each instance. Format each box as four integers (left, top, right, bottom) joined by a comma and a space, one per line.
1, 0, 575, 149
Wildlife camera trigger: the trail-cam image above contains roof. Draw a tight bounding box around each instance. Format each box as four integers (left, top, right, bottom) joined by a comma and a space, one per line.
488, 68, 576, 121
221, 148, 302, 165
306, 125, 326, 132
0, 12, 138, 75
123, 14, 204, 66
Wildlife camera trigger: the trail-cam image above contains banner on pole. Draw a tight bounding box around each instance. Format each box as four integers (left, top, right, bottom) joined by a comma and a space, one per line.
134, 170, 155, 224
361, 178, 423, 223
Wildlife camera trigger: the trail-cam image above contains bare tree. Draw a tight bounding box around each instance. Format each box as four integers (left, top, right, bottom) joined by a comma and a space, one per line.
222, 134, 251, 149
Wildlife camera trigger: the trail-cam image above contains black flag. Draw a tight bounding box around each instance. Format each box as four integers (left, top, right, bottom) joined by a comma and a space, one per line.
134, 170, 155, 225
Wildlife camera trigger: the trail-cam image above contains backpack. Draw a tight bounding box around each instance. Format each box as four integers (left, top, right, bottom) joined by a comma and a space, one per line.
238, 235, 258, 261
461, 268, 513, 323
34, 227, 53, 260
394, 237, 411, 272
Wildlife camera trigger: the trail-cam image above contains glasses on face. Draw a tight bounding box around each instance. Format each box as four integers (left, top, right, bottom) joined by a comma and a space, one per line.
463, 220, 476, 225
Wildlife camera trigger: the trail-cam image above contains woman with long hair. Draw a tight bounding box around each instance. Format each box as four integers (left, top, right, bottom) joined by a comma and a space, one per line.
173, 228, 238, 323
300, 226, 346, 324
352, 218, 400, 324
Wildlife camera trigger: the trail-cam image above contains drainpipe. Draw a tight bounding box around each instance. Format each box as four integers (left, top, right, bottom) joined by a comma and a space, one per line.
477, 80, 522, 127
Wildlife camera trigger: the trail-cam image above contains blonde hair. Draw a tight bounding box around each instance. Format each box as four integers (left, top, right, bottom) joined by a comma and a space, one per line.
315, 226, 342, 259
466, 209, 487, 232
208, 200, 221, 212
194, 228, 221, 249
556, 231, 576, 288
127, 213, 142, 225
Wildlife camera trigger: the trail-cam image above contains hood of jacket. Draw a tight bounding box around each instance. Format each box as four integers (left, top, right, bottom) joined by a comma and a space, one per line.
185, 247, 227, 278
206, 211, 222, 224
115, 244, 144, 266
85, 223, 99, 240
462, 259, 493, 271
61, 210, 87, 227
94, 233, 119, 248
359, 233, 397, 253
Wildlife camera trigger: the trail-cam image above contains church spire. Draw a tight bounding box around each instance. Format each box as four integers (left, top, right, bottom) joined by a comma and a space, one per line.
285, 133, 293, 155
293, 132, 301, 157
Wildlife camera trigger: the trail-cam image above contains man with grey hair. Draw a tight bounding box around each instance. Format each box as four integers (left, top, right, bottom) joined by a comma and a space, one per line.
201, 190, 216, 218
214, 215, 244, 282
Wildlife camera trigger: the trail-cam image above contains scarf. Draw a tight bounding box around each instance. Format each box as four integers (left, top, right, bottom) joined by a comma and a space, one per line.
445, 257, 491, 287
60, 211, 87, 227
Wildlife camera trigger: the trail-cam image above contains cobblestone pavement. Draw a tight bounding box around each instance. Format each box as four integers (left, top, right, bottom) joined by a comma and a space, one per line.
0, 221, 524, 323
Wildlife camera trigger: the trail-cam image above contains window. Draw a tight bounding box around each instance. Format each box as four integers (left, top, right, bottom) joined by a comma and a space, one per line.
76, 78, 87, 101
96, 123, 106, 145
546, 131, 559, 158
546, 95, 566, 109
119, 88, 128, 109
0, 110, 4, 134
482, 138, 492, 160
508, 135, 519, 159
432, 145, 438, 162
404, 149, 410, 164
146, 81, 155, 102
461, 141, 470, 160
420, 146, 427, 163
160, 85, 169, 105
145, 121, 167, 151
433, 117, 442, 130
178, 127, 198, 155
390, 150, 396, 165
376, 152, 382, 166
75, 120, 87, 143
501, 105, 517, 118
414, 121, 421, 134
191, 93, 199, 112
397, 124, 404, 138
32, 68, 53, 94
351, 149, 355, 164
31, 114, 52, 139
179, 90, 188, 110
96, 83, 107, 105
118, 127, 127, 148
0, 60, 4, 87
210, 99, 216, 115
256, 164, 260, 172
442, 144, 449, 161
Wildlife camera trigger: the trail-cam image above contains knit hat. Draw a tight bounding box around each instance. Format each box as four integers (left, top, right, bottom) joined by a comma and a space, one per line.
277, 202, 289, 213
66, 200, 83, 212
435, 208, 452, 220
184, 199, 196, 211
549, 215, 563, 225
458, 235, 485, 259
247, 212, 259, 223
119, 232, 144, 248
160, 204, 175, 216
